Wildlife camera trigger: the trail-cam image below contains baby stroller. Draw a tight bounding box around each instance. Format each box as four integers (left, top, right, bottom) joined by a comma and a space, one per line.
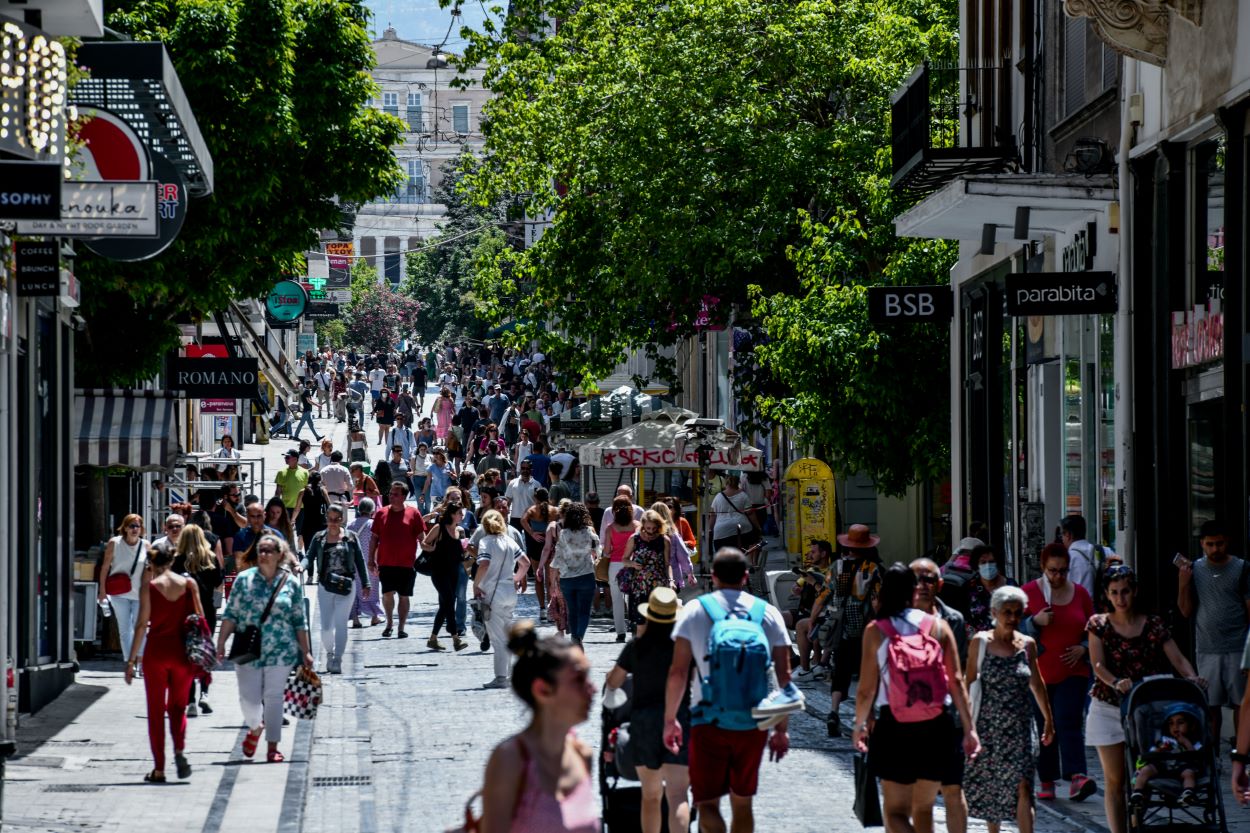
599, 678, 692, 832
1122, 676, 1227, 833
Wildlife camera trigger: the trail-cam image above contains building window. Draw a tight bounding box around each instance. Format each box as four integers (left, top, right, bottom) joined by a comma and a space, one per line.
384, 237, 401, 284
404, 159, 428, 203
382, 92, 399, 117
1062, 17, 1118, 119
407, 92, 425, 132
452, 103, 470, 135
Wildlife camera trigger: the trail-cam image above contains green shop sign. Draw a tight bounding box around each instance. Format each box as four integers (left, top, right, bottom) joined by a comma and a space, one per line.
265, 280, 309, 324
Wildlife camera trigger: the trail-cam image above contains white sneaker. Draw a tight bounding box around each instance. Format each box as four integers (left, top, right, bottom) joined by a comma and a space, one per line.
186, 701, 199, 718
482, 676, 509, 689
328, 656, 342, 674
794, 667, 819, 682
813, 666, 829, 680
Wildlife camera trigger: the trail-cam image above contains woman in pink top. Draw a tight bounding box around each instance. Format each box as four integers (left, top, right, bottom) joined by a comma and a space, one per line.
479, 622, 600, 833
606, 496, 641, 643
1022, 543, 1097, 802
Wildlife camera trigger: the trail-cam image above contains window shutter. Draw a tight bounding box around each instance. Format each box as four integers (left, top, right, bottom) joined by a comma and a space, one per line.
1064, 16, 1086, 118
1101, 43, 1118, 91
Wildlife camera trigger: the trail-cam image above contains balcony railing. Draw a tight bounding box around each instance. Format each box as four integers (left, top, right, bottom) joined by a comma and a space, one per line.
890, 62, 1017, 194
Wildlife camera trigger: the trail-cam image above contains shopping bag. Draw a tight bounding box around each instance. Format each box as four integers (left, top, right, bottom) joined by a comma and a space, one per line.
853, 753, 883, 827
283, 665, 323, 720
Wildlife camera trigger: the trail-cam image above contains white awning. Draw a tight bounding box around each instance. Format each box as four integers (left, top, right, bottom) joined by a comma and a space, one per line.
76, 389, 183, 472
577, 408, 764, 471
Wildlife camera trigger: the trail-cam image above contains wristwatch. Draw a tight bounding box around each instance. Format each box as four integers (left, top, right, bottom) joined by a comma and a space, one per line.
1231, 750, 1250, 765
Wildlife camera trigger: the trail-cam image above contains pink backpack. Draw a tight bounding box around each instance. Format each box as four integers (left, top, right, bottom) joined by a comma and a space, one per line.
877, 613, 948, 722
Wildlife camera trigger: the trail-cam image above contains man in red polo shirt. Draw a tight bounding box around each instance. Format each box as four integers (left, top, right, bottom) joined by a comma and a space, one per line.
368, 481, 426, 638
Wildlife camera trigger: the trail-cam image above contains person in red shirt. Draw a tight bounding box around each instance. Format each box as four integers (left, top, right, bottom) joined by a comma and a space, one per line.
1022, 542, 1096, 802
368, 481, 427, 638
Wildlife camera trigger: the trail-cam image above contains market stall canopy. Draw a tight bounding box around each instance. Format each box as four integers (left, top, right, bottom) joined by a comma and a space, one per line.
577, 408, 763, 471
76, 388, 183, 472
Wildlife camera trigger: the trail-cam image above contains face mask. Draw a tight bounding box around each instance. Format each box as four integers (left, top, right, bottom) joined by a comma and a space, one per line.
979, 563, 998, 581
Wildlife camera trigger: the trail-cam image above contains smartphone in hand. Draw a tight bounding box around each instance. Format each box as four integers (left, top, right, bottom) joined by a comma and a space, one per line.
1173, 552, 1190, 569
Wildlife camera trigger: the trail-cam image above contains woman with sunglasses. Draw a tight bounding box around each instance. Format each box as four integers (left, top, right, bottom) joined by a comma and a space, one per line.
477, 622, 599, 832
1021, 543, 1097, 802
1085, 564, 1202, 833
216, 534, 312, 763
98, 514, 151, 674
304, 504, 370, 674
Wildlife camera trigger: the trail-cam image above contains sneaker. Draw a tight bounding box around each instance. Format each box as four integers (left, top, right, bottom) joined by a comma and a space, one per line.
198, 699, 213, 715
186, 701, 199, 718
1069, 774, 1097, 802
482, 676, 509, 689
813, 666, 829, 680
616, 633, 626, 643
1129, 790, 1145, 808
1179, 789, 1196, 806
427, 636, 444, 651
751, 682, 805, 718
756, 712, 788, 730
453, 635, 468, 652
1038, 781, 1056, 800
794, 667, 819, 682
328, 656, 342, 674
827, 713, 843, 738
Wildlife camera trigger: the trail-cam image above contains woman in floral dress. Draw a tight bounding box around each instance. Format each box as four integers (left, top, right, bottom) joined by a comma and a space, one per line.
621, 510, 673, 629
965, 585, 1054, 833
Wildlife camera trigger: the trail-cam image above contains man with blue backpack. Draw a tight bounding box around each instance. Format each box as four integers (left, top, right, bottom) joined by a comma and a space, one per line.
664, 548, 800, 833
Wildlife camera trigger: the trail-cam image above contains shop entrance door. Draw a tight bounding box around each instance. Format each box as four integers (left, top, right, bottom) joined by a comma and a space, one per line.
1187, 399, 1224, 547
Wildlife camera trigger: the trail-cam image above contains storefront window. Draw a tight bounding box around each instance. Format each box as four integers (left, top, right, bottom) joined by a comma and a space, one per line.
1062, 313, 1116, 547
1098, 315, 1116, 547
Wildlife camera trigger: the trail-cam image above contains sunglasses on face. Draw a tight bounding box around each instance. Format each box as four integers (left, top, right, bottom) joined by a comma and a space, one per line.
126, 523, 142, 530
1045, 567, 1069, 576
915, 574, 940, 585
257, 546, 278, 554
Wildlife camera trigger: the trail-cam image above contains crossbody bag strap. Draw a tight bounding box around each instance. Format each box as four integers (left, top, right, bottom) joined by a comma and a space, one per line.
128, 540, 145, 578
259, 572, 289, 625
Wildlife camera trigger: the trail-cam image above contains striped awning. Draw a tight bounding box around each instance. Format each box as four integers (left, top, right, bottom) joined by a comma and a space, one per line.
76, 389, 182, 472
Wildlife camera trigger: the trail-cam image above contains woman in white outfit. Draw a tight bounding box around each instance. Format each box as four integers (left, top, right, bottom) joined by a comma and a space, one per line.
303, 505, 371, 674
473, 510, 530, 688
97, 513, 150, 670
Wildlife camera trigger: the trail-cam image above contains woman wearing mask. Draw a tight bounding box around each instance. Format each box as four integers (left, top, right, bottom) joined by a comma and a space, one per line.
966, 543, 1015, 639
473, 510, 530, 688
605, 497, 642, 643
423, 504, 469, 651
1022, 543, 1096, 802
549, 502, 599, 647
304, 504, 370, 674
476, 623, 599, 832
348, 498, 385, 628
621, 510, 674, 632
125, 544, 205, 782
175, 525, 223, 717
604, 588, 690, 833
216, 535, 312, 763
98, 514, 150, 674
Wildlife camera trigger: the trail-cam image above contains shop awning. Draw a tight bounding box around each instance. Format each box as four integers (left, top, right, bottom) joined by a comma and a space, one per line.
76, 389, 183, 472
577, 408, 764, 471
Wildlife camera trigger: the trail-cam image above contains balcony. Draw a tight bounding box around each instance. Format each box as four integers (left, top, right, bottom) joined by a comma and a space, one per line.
890, 62, 1017, 194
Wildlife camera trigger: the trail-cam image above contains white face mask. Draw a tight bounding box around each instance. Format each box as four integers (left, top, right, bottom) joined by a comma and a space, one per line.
978, 563, 998, 581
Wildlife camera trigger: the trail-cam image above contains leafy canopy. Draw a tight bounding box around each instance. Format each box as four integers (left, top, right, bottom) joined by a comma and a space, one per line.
77, 0, 404, 384
342, 260, 422, 352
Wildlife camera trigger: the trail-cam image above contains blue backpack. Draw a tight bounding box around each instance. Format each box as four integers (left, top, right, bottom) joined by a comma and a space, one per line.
694, 595, 772, 731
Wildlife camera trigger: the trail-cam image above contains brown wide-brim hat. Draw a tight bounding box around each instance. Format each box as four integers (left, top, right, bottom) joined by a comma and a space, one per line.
638, 587, 680, 624
837, 524, 880, 549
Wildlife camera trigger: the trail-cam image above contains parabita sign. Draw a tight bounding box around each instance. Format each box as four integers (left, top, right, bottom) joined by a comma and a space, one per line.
168, 357, 260, 398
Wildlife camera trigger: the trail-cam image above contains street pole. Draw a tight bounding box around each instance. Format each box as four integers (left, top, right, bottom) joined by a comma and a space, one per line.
1115, 56, 1139, 564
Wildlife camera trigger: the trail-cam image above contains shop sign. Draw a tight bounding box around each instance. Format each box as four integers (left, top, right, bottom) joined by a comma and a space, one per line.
17, 181, 159, 237
868, 285, 953, 323
297, 333, 317, 354
199, 399, 237, 414
326, 241, 353, 288
84, 153, 188, 262
0, 17, 67, 162
14, 240, 59, 296
0, 160, 62, 220
59, 268, 80, 309
1061, 223, 1097, 272
1171, 301, 1223, 369
169, 357, 260, 398
597, 445, 762, 471
1005, 272, 1117, 316
306, 302, 340, 319
266, 280, 309, 324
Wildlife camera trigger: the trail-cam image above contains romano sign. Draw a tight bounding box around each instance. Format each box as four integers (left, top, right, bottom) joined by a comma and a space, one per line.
168, 357, 259, 398
1005, 272, 1117, 316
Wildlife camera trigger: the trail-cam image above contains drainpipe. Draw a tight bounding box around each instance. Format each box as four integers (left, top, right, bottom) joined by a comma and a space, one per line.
1115, 57, 1139, 563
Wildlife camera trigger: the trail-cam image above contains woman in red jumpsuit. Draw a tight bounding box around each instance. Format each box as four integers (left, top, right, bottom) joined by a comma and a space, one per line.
124, 545, 206, 782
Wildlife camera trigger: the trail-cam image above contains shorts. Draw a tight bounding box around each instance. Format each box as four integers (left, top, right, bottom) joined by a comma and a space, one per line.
1199, 651, 1246, 707
630, 706, 690, 769
689, 723, 768, 802
1085, 697, 1125, 747
829, 634, 863, 698
868, 707, 963, 785
378, 565, 416, 596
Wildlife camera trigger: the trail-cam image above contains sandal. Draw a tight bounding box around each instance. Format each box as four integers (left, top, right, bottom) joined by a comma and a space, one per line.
242, 726, 263, 758
174, 752, 192, 779
267, 748, 285, 763
381, 626, 393, 638
143, 770, 166, 783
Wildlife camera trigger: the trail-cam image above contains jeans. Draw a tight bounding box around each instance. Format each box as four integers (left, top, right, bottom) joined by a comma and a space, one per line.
236, 663, 292, 743
317, 586, 354, 661
455, 566, 469, 634
110, 595, 145, 662
293, 410, 319, 439
485, 596, 517, 678
1036, 673, 1091, 782
560, 573, 596, 641
608, 562, 627, 635
431, 567, 461, 637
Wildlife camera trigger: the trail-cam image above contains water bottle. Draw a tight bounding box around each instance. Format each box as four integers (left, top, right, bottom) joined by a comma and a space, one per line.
98, 597, 112, 618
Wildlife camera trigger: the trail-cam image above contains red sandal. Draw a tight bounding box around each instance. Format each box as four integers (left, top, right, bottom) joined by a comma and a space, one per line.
242, 726, 263, 758
267, 748, 285, 763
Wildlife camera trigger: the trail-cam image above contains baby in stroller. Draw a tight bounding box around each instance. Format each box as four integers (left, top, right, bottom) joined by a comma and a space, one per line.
1131, 703, 1205, 807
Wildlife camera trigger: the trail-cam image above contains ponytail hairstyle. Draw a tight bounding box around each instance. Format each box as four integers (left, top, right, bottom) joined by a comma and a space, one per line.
533, 487, 550, 519
507, 621, 577, 708
147, 545, 175, 570
612, 495, 633, 526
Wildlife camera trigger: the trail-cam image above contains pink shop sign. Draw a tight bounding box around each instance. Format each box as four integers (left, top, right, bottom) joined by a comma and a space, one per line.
1171, 302, 1223, 370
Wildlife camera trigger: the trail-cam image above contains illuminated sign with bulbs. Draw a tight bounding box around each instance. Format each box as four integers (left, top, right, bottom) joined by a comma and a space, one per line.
0, 15, 67, 161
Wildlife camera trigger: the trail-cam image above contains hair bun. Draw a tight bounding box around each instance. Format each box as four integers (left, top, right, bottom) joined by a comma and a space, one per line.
507, 621, 539, 657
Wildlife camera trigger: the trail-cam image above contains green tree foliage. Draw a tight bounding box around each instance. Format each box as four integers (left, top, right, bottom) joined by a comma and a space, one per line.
455, 0, 957, 492
76, 0, 404, 385
401, 158, 508, 345
315, 319, 347, 350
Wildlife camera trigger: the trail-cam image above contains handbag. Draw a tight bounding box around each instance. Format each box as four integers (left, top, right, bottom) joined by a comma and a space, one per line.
283, 665, 323, 720
594, 555, 611, 583
853, 752, 883, 827
415, 549, 434, 576
325, 570, 353, 595
183, 614, 218, 673
614, 564, 636, 595
968, 631, 989, 726
228, 572, 288, 665
104, 540, 144, 596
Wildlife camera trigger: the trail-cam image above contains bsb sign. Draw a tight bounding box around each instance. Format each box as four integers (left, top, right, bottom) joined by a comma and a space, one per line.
1005, 272, 1117, 316
169, 357, 260, 398
868, 286, 954, 324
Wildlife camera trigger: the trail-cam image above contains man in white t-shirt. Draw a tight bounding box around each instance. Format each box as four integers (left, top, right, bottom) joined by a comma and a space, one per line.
666, 548, 792, 831
314, 368, 332, 417
318, 450, 355, 505
503, 461, 539, 527
368, 366, 386, 403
